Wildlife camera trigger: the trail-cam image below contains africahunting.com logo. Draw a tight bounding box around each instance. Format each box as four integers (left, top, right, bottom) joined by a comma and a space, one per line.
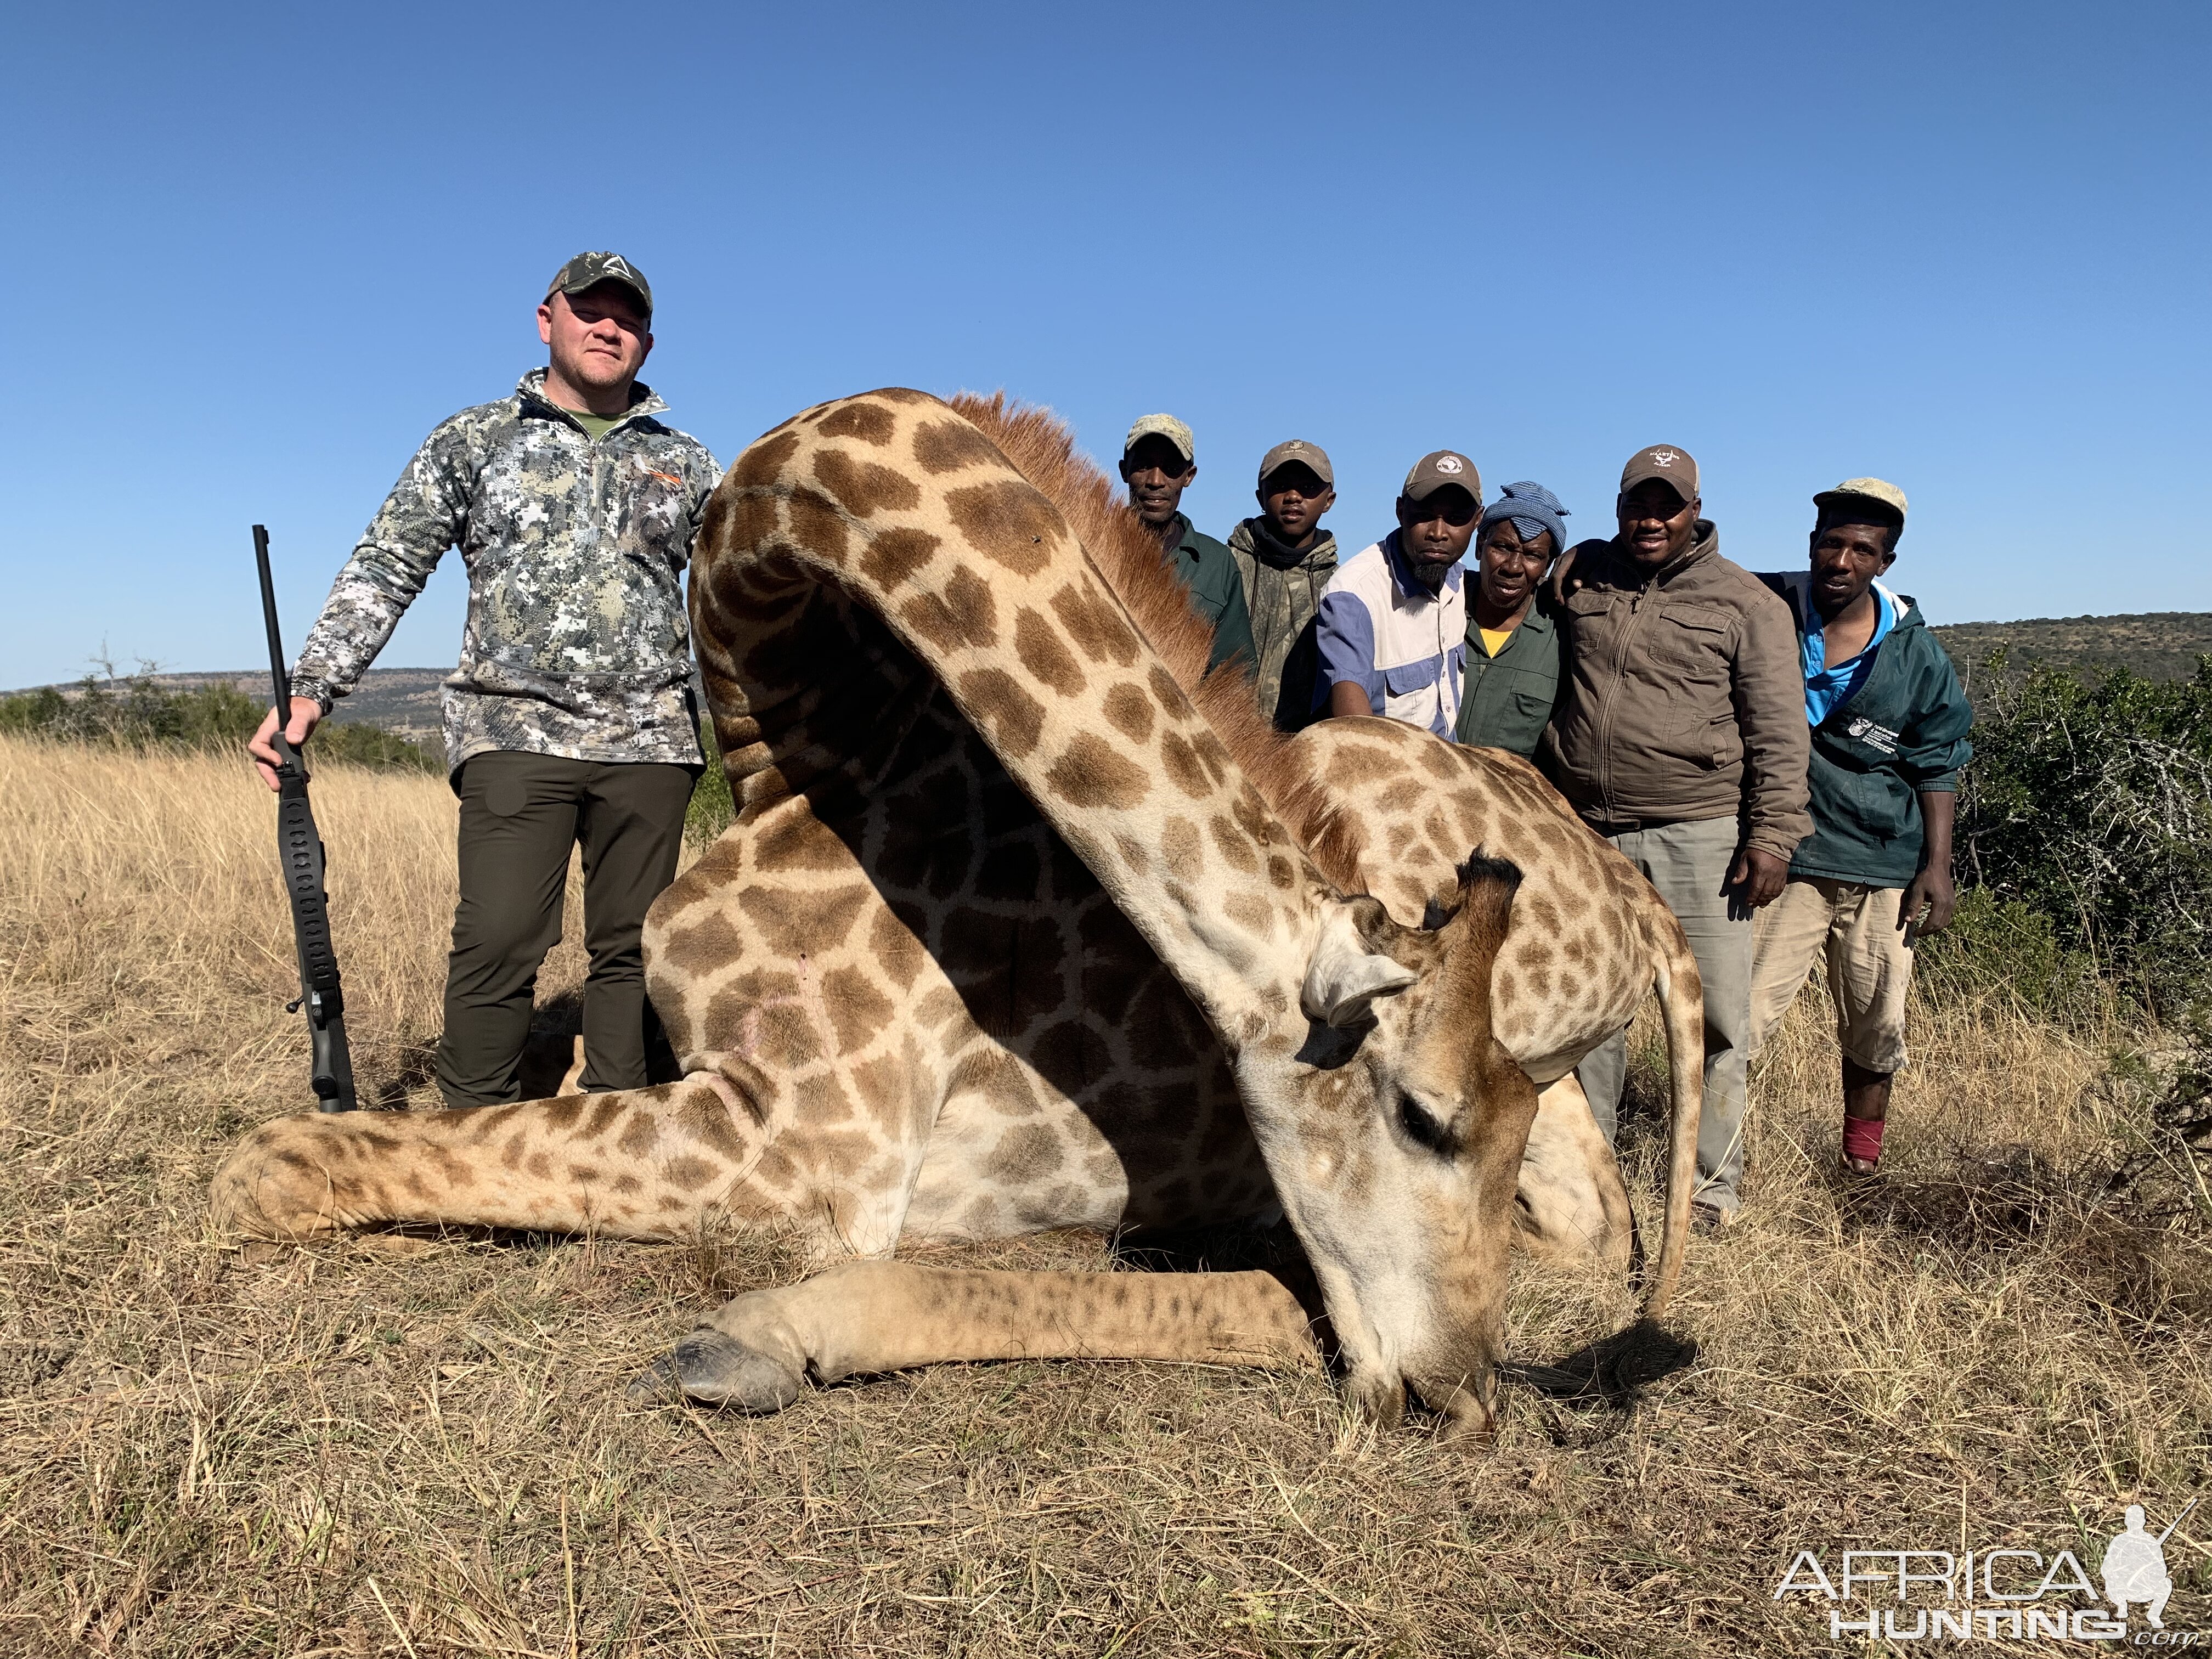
1774, 1502, 2197, 1643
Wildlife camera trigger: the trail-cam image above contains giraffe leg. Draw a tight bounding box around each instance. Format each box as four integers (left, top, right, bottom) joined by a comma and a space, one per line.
210, 1071, 782, 1244
651, 1262, 1323, 1411
1511, 1076, 1634, 1269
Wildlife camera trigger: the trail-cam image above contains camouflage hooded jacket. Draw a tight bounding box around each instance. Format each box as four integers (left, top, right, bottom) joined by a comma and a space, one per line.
290, 368, 720, 773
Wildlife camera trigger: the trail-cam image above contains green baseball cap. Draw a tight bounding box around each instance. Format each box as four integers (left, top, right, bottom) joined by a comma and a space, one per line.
545, 251, 653, 318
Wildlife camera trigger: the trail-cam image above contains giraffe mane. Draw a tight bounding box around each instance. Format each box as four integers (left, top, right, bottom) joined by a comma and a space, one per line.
947, 392, 1366, 891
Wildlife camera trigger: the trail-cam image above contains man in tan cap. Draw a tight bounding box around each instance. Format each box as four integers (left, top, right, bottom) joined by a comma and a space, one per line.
1315, 451, 1479, 733
1227, 441, 1340, 730
1118, 415, 1254, 673
1747, 479, 1974, 1175
1547, 443, 1810, 1231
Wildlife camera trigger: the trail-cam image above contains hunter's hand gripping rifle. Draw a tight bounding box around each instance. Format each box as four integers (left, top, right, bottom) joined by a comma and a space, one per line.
255, 525, 358, 1112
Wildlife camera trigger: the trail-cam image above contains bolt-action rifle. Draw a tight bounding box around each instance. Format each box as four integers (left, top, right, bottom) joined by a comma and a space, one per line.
254, 524, 358, 1112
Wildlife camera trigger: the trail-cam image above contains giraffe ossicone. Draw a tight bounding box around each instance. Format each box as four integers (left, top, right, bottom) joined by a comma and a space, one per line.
213, 390, 1707, 1441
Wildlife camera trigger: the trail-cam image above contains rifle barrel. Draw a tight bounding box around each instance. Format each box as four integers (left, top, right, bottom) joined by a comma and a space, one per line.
253, 524, 291, 716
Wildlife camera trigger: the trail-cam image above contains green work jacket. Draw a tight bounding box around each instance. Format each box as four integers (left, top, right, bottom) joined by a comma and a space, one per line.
1453, 605, 1564, 758
1164, 513, 1257, 676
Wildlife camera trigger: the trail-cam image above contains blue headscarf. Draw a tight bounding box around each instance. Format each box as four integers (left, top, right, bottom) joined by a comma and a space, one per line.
1481, 481, 1569, 555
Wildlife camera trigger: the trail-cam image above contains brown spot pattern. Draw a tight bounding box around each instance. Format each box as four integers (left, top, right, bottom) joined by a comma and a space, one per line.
857, 527, 941, 590
946, 480, 1060, 575
1050, 582, 1140, 667
814, 448, 922, 517
912, 417, 1001, 475
1102, 683, 1154, 743
956, 668, 1045, 758
815, 402, 896, 444
738, 884, 870, 956
1159, 730, 1211, 799
1013, 608, 1086, 696
729, 428, 799, 490
1046, 732, 1150, 811
900, 567, 998, 653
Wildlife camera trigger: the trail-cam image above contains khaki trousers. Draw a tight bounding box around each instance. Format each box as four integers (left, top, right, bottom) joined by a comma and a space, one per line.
436, 752, 694, 1108
1748, 876, 1913, 1074
1574, 815, 1752, 1215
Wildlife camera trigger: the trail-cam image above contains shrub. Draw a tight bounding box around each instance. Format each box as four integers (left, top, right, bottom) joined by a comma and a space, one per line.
686, 718, 735, 844
0, 667, 439, 773
1952, 653, 2212, 1019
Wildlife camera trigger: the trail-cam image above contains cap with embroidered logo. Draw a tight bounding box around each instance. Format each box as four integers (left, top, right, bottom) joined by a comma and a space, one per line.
1813, 477, 1908, 526
1124, 414, 1195, 467
1401, 450, 1482, 505
1258, 439, 1334, 488
1620, 444, 1699, 504
545, 251, 653, 319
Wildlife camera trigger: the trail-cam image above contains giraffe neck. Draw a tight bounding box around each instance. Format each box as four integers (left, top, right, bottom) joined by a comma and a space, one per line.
698, 391, 1328, 1044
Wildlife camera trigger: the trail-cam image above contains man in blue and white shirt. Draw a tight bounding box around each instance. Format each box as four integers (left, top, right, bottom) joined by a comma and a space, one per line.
1314, 450, 1479, 736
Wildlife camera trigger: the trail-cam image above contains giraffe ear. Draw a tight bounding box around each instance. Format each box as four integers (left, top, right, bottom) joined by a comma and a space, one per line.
1302, 903, 1420, 1028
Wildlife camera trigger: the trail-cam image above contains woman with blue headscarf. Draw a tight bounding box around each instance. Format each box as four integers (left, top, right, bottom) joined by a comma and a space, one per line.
1453, 481, 1571, 757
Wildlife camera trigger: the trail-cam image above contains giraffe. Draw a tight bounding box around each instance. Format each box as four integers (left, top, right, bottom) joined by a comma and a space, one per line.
213, 391, 1706, 1438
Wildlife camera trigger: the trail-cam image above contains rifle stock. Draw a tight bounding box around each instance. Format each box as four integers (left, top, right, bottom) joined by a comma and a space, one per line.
255, 524, 358, 1113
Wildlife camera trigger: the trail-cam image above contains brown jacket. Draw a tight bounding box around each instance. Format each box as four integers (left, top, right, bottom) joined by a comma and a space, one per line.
1542, 522, 1811, 861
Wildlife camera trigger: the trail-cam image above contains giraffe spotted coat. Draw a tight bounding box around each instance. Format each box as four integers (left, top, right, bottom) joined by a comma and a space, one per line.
216, 391, 1705, 1438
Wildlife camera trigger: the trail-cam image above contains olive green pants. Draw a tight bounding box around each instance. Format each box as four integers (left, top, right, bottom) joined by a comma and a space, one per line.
436, 752, 694, 1108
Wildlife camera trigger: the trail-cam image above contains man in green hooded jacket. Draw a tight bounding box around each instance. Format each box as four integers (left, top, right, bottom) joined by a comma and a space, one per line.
1747, 478, 1974, 1175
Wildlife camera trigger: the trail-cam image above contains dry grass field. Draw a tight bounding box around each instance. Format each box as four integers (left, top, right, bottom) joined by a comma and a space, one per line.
3, 734, 2209, 1656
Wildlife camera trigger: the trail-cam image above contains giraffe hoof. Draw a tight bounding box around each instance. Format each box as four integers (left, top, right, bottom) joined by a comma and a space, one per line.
669, 1328, 806, 1413
626, 1355, 684, 1403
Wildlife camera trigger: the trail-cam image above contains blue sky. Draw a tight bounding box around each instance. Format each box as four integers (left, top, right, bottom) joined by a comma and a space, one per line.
3, 1, 2205, 688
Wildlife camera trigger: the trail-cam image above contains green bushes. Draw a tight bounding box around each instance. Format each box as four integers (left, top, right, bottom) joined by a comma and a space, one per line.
685, 718, 735, 844
0, 669, 441, 773
1942, 653, 2212, 1020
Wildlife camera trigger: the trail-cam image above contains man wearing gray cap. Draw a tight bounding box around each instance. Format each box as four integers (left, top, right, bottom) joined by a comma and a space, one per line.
1546, 444, 1810, 1231
1316, 451, 1478, 734
249, 251, 720, 1109
1118, 415, 1255, 674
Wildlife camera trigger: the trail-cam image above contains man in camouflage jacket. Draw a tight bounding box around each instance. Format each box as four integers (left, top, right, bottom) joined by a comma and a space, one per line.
250, 251, 719, 1107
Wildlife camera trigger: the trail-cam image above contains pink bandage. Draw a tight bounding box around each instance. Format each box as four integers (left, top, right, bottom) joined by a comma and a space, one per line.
1842, 1114, 1886, 1166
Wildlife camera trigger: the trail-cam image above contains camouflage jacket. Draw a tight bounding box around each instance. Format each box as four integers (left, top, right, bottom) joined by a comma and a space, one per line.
290, 368, 720, 772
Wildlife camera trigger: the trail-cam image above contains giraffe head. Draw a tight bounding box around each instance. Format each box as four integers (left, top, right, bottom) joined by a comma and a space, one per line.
1249, 850, 1538, 1437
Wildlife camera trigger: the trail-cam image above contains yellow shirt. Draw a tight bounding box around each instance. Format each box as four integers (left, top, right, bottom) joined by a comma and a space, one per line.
1477, 625, 1515, 658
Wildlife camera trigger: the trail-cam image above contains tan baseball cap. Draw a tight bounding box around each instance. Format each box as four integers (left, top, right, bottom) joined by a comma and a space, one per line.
1124, 414, 1195, 466
1401, 450, 1482, 505
1620, 444, 1699, 503
1813, 477, 1908, 523
545, 250, 653, 318
1259, 439, 1334, 487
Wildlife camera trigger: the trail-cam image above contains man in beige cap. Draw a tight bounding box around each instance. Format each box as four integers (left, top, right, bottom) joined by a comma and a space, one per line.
1747, 479, 1973, 1175
1547, 444, 1810, 1231
1315, 451, 1479, 734
1226, 440, 1340, 730
1118, 415, 1254, 673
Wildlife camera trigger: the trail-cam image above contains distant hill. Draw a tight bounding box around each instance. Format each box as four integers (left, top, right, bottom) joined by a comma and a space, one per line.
7, 667, 449, 746
1930, 612, 2212, 690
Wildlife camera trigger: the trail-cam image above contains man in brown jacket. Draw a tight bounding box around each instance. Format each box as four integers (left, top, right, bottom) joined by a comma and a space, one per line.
1547, 444, 1811, 1228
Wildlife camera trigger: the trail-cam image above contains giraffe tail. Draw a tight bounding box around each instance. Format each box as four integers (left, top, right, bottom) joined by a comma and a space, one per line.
1643, 923, 1706, 1321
